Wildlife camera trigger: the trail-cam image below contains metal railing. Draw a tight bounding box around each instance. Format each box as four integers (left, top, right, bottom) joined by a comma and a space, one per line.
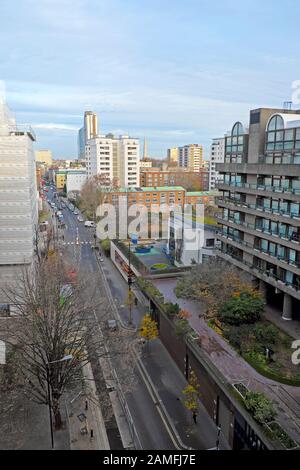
217, 197, 300, 220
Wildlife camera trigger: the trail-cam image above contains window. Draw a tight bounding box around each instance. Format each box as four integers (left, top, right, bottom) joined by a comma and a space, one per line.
250, 111, 260, 124
268, 115, 284, 132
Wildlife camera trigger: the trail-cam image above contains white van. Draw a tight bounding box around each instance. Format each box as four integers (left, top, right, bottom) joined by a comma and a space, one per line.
84, 221, 95, 227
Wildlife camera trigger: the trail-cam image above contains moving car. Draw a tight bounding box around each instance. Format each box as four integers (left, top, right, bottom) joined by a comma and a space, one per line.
84, 221, 95, 227
77, 215, 84, 222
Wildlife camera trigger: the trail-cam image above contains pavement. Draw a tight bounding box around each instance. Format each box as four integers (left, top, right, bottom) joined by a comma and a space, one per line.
152, 278, 300, 446
66, 362, 110, 450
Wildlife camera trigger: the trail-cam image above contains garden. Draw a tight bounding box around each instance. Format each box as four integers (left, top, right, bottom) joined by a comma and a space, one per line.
175, 259, 300, 386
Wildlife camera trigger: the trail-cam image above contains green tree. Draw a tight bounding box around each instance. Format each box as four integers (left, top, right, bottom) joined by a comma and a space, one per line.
101, 238, 111, 256
219, 292, 264, 325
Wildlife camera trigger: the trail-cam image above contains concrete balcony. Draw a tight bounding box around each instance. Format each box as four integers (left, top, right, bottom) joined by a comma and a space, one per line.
216, 231, 300, 276
217, 197, 300, 227
216, 215, 300, 252
216, 182, 300, 203
217, 248, 300, 301
216, 162, 300, 177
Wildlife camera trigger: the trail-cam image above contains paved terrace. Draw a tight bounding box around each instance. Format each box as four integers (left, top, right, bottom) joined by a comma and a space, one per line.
152, 278, 300, 445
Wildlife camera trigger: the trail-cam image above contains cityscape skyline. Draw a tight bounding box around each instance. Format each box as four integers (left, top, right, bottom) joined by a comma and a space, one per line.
1, 0, 300, 158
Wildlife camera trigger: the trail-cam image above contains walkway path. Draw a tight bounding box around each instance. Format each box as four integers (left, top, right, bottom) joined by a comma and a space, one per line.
152, 278, 300, 446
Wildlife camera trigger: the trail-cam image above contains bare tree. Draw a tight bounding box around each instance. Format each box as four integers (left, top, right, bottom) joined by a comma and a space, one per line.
80, 174, 119, 223
0, 257, 98, 429
0, 255, 142, 430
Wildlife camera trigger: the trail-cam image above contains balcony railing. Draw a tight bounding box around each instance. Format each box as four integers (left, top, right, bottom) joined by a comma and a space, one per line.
216, 197, 300, 220
217, 181, 300, 195
216, 215, 300, 244
218, 247, 300, 291
258, 155, 300, 165
217, 231, 300, 268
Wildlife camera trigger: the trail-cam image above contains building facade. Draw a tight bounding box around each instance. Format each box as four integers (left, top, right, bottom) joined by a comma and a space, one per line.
78, 110, 98, 159
66, 169, 87, 194
0, 103, 38, 305
35, 149, 53, 167
85, 134, 140, 187
178, 144, 204, 172
216, 107, 300, 320
209, 138, 225, 190
167, 147, 179, 164
140, 168, 209, 190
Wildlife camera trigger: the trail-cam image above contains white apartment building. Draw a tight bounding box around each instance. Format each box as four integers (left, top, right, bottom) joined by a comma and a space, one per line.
178, 144, 204, 172
0, 103, 38, 305
209, 138, 225, 190
66, 169, 87, 194
139, 160, 152, 169
85, 134, 140, 187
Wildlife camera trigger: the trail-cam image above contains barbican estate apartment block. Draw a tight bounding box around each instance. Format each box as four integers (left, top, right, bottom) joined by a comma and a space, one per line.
216, 107, 300, 321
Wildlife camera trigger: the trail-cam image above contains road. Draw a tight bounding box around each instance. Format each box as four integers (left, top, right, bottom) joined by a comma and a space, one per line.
46, 188, 176, 450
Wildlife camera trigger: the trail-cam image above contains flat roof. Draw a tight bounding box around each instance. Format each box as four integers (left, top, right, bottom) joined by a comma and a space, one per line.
116, 186, 185, 193
186, 191, 218, 196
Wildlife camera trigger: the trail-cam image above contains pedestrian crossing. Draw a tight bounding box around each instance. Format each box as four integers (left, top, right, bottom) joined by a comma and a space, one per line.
63, 241, 92, 246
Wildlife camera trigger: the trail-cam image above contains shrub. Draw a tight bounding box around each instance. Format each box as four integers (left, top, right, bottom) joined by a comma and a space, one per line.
219, 292, 264, 325
164, 302, 180, 318
244, 391, 277, 424
252, 324, 279, 346
174, 318, 190, 337
101, 238, 111, 256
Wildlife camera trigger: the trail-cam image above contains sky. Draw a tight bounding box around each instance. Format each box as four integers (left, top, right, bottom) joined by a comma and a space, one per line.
1, 0, 300, 159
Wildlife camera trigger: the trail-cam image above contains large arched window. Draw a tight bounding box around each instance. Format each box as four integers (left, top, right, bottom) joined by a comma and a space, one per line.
232, 122, 244, 136
225, 122, 246, 162
267, 114, 284, 132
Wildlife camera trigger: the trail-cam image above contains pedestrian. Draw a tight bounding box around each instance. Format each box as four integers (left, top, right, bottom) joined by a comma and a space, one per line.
192, 410, 198, 424
85, 399, 88, 411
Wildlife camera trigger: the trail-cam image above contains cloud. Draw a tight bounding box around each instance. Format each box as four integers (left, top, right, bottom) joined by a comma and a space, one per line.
33, 123, 78, 131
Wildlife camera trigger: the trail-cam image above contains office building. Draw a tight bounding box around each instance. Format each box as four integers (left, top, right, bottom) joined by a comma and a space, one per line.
78, 110, 98, 159
0, 102, 38, 306
66, 169, 87, 194
209, 138, 225, 190
86, 134, 140, 187
216, 107, 300, 321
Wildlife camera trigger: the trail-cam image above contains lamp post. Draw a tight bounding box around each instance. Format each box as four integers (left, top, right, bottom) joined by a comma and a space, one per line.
46, 354, 73, 450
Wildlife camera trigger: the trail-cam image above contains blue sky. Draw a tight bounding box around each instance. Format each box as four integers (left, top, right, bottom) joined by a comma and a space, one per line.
1, 0, 300, 159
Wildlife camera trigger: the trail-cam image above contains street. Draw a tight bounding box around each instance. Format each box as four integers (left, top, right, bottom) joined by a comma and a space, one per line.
47, 188, 176, 450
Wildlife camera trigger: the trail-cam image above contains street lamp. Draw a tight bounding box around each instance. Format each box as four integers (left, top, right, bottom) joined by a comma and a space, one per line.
46, 354, 73, 450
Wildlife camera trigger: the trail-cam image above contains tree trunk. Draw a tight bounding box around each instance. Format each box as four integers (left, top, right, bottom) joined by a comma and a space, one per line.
52, 399, 62, 429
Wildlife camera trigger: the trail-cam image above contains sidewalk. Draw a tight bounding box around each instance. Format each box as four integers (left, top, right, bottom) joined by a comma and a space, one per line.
141, 339, 230, 450
66, 362, 110, 450
264, 305, 300, 340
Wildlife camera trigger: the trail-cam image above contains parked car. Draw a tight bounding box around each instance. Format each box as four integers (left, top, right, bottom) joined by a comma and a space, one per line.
77, 215, 84, 222
99, 257, 104, 262
84, 221, 95, 227
74, 210, 79, 215
107, 319, 117, 331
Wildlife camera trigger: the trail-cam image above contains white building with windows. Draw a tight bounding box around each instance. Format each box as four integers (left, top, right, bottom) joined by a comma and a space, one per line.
85, 134, 140, 187
66, 169, 87, 194
0, 102, 38, 306
209, 138, 225, 190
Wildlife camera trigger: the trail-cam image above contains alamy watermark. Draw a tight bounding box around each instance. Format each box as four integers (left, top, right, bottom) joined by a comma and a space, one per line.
95, 201, 205, 251
291, 339, 300, 365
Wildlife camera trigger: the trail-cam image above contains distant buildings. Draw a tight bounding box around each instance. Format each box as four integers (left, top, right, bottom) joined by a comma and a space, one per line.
86, 134, 140, 187
140, 159, 153, 169
35, 149, 53, 167
209, 138, 225, 190
167, 144, 204, 172
140, 167, 209, 191
167, 147, 179, 165
78, 111, 98, 159
66, 169, 87, 194
0, 102, 38, 307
